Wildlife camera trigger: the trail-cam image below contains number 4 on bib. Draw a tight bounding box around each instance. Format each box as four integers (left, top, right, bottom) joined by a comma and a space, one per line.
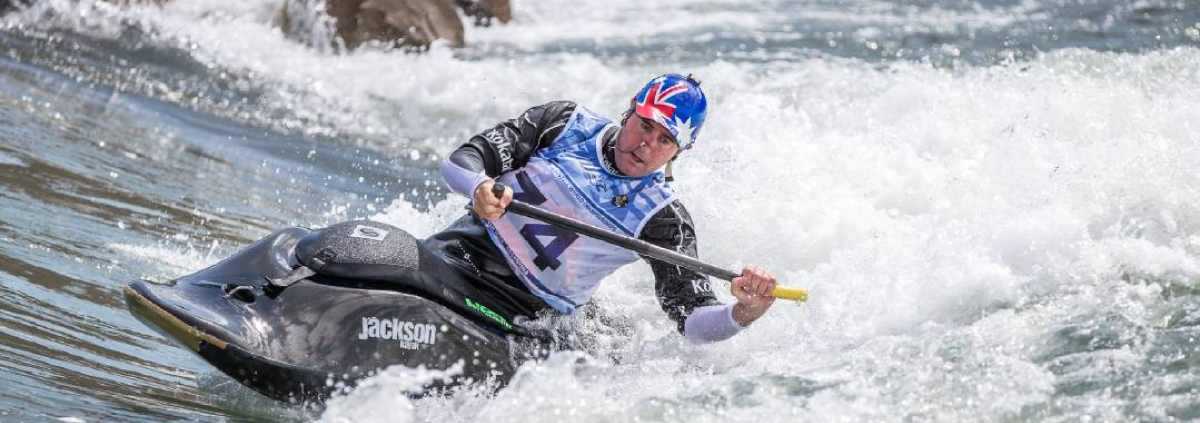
509, 170, 578, 270
518, 224, 579, 270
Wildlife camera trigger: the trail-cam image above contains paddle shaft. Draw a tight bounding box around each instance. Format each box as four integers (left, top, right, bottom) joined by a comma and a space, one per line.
490, 183, 807, 301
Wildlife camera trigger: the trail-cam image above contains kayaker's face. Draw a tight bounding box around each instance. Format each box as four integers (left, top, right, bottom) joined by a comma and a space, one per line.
615, 112, 679, 177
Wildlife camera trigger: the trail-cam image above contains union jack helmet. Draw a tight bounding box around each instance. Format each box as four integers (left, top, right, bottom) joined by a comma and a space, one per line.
631, 73, 707, 150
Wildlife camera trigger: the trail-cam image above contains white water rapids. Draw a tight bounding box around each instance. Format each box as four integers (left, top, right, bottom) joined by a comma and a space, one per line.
2, 0, 1198, 421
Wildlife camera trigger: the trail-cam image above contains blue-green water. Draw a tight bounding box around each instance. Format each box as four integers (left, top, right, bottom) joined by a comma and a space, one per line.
1, 0, 1198, 421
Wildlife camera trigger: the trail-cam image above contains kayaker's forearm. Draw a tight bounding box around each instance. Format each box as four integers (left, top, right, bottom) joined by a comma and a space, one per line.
732, 299, 772, 327
683, 304, 743, 344
442, 146, 492, 197
642, 200, 722, 334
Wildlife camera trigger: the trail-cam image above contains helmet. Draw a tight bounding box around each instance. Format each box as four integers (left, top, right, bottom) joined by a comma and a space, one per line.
631, 73, 707, 150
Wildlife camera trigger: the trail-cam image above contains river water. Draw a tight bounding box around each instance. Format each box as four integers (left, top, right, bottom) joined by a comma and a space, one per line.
1, 0, 1199, 421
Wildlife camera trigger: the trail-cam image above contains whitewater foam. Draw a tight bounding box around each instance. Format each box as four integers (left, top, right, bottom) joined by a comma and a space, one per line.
7, 0, 1198, 420
327, 46, 1200, 422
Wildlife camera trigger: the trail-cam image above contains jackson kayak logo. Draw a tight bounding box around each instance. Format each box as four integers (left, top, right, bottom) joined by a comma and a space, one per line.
357, 317, 437, 350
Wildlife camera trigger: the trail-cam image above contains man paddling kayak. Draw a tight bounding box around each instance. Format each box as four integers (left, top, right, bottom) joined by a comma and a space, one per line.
121, 74, 783, 403
429, 74, 778, 343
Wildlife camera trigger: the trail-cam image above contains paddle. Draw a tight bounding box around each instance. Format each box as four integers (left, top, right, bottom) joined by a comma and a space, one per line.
491, 183, 808, 301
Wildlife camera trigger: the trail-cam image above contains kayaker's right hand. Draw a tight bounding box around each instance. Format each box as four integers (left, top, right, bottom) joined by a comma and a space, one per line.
731, 265, 777, 327
473, 180, 512, 220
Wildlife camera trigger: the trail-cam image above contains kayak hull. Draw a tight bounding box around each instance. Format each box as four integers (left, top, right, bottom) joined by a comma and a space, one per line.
124, 227, 519, 403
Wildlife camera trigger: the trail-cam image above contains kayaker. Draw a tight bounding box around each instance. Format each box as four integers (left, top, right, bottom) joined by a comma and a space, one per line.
428, 74, 778, 343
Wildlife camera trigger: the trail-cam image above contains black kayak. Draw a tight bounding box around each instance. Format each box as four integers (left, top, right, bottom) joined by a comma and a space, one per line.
124, 220, 541, 404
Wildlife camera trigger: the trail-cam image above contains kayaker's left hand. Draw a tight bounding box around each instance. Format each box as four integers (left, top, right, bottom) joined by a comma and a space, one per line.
731, 265, 776, 326
473, 179, 512, 220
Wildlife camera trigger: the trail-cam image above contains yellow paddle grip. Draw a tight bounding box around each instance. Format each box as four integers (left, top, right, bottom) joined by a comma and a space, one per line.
772, 286, 809, 302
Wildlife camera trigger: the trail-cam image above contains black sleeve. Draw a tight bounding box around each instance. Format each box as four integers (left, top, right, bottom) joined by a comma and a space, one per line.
454, 101, 576, 176
639, 200, 722, 334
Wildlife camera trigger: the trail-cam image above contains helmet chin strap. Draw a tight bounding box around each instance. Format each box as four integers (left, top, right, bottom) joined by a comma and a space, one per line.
665, 156, 676, 182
